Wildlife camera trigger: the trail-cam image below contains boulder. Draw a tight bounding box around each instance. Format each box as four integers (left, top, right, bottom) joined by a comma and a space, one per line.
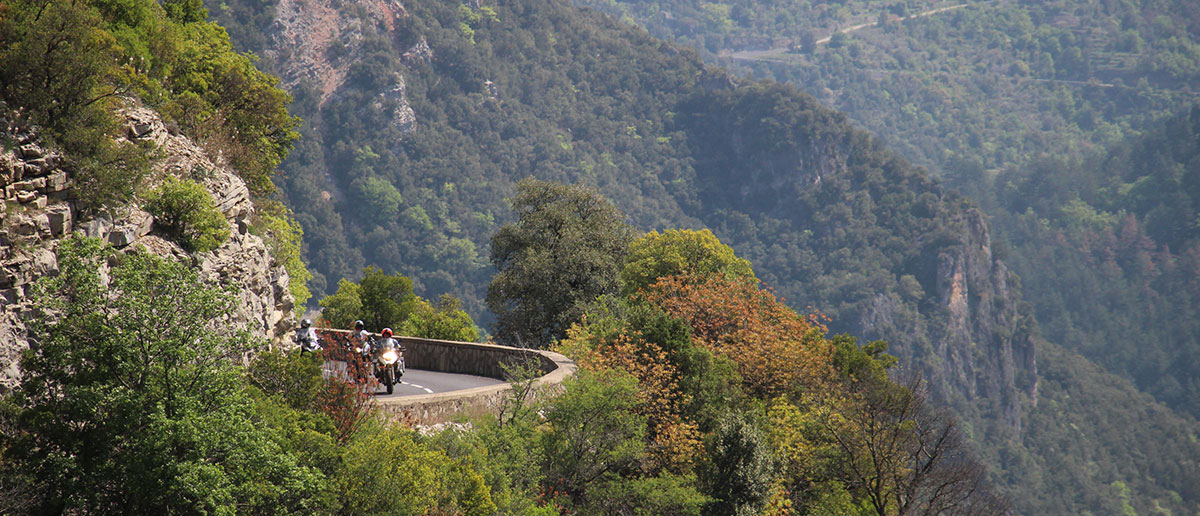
18, 144, 42, 160
44, 171, 68, 193
46, 205, 72, 236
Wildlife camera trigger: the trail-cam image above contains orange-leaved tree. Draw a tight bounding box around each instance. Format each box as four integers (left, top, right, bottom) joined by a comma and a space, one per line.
315, 332, 380, 441
560, 321, 702, 473
642, 272, 833, 399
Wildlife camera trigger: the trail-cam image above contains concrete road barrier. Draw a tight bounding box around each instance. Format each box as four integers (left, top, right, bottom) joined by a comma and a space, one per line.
317, 329, 576, 425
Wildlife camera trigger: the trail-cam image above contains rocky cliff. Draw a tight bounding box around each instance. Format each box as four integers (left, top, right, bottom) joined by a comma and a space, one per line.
264, 0, 416, 125
859, 206, 1039, 433
677, 84, 1040, 435
0, 105, 296, 392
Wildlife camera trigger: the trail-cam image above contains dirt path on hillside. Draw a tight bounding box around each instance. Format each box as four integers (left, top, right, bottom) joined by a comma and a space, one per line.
725, 3, 969, 62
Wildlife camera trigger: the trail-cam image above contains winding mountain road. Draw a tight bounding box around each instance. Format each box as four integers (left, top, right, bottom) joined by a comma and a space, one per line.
371, 368, 507, 399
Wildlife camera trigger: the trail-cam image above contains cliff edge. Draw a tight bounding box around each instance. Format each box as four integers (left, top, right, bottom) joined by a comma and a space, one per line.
0, 105, 296, 392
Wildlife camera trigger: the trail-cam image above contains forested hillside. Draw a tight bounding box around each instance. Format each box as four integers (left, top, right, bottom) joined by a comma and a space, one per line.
574, 0, 1200, 422
199, 0, 1200, 513
578, 0, 1199, 182
996, 108, 1200, 417
0, 2, 1018, 509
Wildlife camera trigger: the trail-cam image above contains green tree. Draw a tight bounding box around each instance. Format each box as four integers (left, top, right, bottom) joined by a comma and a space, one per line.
165, 20, 299, 196
318, 266, 421, 332
4, 237, 326, 514
319, 278, 364, 329
699, 413, 776, 516
359, 265, 418, 331
337, 426, 497, 515
402, 294, 481, 341
144, 175, 231, 252
487, 178, 635, 347
0, 0, 152, 213
621, 228, 757, 297
539, 369, 707, 515
353, 175, 404, 219
254, 202, 313, 314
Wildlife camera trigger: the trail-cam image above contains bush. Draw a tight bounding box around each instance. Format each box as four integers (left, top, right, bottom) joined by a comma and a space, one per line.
145, 175, 230, 252
402, 294, 480, 341
337, 427, 498, 515
254, 201, 314, 314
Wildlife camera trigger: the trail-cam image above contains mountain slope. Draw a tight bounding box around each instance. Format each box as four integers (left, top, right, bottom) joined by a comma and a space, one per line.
205, 0, 1199, 513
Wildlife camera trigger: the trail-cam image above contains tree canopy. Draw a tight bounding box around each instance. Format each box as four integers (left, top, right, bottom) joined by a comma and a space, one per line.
487, 178, 635, 347
4, 237, 323, 513
621, 228, 757, 297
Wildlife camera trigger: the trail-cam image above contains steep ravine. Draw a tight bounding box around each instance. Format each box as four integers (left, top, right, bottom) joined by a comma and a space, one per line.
0, 105, 296, 392
205, 0, 1200, 512
225, 0, 1040, 431
676, 83, 1038, 433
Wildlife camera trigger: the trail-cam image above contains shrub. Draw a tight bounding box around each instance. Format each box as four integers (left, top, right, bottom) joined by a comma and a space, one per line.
144, 175, 230, 252
253, 201, 314, 314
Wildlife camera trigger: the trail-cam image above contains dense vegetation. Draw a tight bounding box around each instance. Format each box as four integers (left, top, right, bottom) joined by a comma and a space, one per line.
0, 237, 501, 514
573, 0, 1200, 418
577, 0, 1200, 181
0, 0, 298, 199
0, 0, 311, 307
197, 0, 1200, 512
995, 107, 1200, 417
2, 232, 1011, 515
319, 265, 481, 341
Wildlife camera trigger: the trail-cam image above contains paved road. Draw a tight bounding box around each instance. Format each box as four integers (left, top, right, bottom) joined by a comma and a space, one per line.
371, 368, 507, 399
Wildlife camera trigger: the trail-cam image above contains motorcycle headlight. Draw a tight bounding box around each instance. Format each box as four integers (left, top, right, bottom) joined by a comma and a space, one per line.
382, 350, 399, 365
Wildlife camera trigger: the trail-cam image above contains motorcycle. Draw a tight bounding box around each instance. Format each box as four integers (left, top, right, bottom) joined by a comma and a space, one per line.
372, 338, 405, 394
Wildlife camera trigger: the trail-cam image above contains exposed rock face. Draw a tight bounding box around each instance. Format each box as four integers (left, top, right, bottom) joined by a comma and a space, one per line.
682, 94, 1039, 434
866, 207, 1039, 433
0, 106, 296, 393
264, 0, 415, 131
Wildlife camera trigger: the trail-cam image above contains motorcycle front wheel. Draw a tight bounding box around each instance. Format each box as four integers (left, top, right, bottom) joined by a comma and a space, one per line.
384, 368, 395, 395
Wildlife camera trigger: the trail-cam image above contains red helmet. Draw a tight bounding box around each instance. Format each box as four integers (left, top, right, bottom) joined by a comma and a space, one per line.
381, 328, 393, 338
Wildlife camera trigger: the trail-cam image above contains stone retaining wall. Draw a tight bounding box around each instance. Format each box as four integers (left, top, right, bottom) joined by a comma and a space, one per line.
317, 329, 575, 426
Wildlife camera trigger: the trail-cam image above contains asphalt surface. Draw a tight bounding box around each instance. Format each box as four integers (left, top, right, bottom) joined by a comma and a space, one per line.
371, 368, 507, 399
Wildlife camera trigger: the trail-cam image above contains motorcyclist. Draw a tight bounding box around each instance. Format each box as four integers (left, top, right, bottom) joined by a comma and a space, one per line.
294, 318, 321, 355
372, 327, 405, 394
378, 327, 404, 373
376, 327, 398, 350
352, 320, 373, 359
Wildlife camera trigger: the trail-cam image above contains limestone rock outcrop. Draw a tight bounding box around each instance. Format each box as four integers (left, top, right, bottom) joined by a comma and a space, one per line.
0, 105, 296, 393
264, 0, 416, 134
860, 207, 1038, 433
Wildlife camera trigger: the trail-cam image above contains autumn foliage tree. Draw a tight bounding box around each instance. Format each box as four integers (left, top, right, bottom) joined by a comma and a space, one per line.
561, 320, 702, 473
643, 273, 833, 398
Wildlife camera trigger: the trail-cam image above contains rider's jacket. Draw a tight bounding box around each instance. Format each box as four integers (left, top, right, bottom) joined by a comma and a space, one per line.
353, 329, 373, 354
294, 326, 320, 352
374, 337, 398, 355
373, 337, 403, 371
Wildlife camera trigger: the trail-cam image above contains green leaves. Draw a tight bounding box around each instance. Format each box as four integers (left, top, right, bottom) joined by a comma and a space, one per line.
356, 265, 417, 330
319, 266, 480, 339
144, 175, 230, 252
487, 178, 635, 347
621, 228, 757, 297
8, 237, 334, 514
254, 202, 313, 314
338, 427, 497, 516
402, 294, 480, 342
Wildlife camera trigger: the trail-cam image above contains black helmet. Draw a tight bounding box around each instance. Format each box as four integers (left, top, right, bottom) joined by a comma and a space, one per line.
354, 320, 365, 331
301, 318, 312, 328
